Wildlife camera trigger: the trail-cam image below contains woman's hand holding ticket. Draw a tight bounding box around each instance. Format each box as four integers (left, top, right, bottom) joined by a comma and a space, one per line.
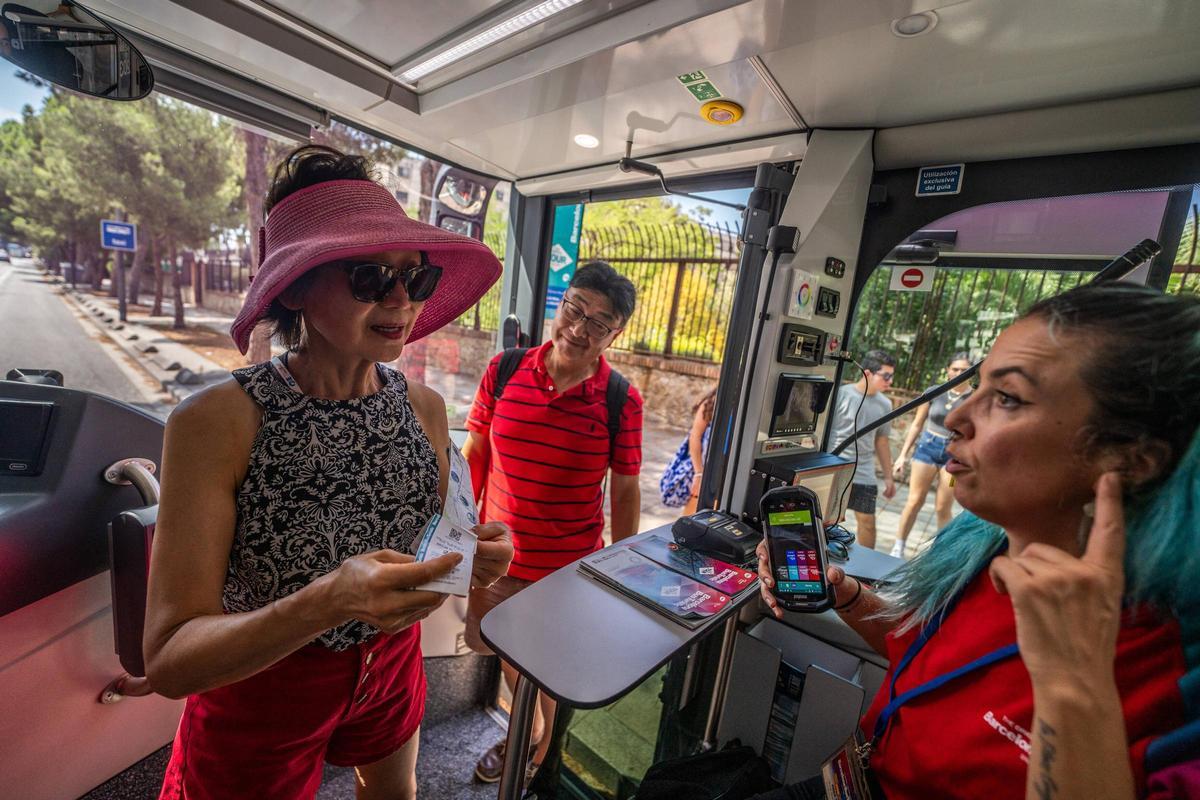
316, 549, 459, 634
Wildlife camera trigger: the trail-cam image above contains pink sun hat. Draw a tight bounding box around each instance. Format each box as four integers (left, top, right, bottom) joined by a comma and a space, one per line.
230, 178, 502, 355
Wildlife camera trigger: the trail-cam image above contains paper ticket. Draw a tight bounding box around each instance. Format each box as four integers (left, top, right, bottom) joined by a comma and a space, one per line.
414, 511, 477, 596
444, 443, 479, 530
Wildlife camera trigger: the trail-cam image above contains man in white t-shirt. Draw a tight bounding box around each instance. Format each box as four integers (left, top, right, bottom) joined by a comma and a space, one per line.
829, 350, 897, 549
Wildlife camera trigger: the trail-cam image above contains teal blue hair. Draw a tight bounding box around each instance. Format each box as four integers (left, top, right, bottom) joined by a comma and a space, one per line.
882, 283, 1200, 643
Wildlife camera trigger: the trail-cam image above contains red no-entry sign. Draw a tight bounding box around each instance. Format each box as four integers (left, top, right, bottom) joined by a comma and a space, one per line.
889, 265, 934, 292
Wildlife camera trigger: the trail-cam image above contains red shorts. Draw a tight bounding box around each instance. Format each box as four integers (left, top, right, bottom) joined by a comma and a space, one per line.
158, 626, 425, 800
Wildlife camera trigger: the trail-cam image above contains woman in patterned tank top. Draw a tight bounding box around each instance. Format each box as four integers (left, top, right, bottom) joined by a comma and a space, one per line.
144, 145, 513, 800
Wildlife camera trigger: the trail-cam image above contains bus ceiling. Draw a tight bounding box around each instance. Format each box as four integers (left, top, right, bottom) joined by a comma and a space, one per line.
73, 0, 1200, 187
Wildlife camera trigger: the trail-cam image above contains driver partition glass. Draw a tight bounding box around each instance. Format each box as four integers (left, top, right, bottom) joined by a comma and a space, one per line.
0, 0, 153, 99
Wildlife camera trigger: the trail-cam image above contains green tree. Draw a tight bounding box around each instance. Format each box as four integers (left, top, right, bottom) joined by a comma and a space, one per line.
5, 96, 108, 285
575, 196, 738, 360
3, 92, 242, 322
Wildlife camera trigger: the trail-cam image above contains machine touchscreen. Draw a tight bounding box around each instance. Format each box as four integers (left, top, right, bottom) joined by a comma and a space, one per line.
761, 486, 833, 612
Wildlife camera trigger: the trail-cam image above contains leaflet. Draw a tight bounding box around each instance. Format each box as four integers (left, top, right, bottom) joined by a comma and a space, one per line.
579, 547, 730, 628
629, 534, 757, 595
414, 511, 477, 596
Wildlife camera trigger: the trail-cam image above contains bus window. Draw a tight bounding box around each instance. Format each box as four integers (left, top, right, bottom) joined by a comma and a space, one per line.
0, 72, 506, 426
395, 169, 510, 430
843, 188, 1197, 559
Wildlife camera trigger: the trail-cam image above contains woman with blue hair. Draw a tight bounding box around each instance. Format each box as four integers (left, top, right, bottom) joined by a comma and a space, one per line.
758, 282, 1198, 799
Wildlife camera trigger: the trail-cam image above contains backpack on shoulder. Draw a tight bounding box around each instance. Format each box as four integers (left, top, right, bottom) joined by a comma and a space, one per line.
492, 347, 630, 455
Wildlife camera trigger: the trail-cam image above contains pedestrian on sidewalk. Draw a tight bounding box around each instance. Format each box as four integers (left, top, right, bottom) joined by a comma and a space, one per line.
829, 349, 897, 550
462, 261, 644, 787
888, 352, 973, 558
660, 386, 717, 515
144, 144, 514, 800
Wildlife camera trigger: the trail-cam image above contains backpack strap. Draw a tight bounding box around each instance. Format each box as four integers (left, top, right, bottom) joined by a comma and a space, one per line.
492, 347, 529, 402
605, 369, 631, 458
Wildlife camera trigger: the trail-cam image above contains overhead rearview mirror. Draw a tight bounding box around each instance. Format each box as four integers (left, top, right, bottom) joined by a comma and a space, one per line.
0, 0, 153, 100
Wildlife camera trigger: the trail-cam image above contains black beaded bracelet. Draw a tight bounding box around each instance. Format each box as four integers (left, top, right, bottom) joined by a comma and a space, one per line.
833, 578, 864, 611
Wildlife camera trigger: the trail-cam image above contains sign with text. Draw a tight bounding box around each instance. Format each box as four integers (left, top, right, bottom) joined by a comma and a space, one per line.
915, 163, 964, 197
544, 203, 585, 315
100, 219, 137, 251
889, 265, 935, 292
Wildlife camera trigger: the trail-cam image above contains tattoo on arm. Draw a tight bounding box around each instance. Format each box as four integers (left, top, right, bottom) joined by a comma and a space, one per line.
1033, 719, 1058, 800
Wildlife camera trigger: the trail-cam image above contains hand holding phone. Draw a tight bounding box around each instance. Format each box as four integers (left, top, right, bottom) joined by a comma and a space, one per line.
759, 485, 834, 613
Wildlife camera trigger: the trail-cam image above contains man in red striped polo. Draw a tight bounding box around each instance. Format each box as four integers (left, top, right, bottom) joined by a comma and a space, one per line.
463, 261, 643, 784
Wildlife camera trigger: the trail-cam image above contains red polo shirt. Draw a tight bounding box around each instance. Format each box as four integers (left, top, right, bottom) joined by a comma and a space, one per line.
859, 568, 1187, 799
467, 342, 643, 581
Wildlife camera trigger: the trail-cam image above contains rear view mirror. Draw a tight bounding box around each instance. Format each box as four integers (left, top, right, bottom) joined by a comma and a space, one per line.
0, 1, 153, 100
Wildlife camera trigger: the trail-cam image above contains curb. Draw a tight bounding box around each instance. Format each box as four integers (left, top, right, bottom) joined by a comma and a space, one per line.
55, 281, 227, 404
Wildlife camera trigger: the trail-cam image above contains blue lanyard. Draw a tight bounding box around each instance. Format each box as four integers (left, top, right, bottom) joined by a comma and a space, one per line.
871, 547, 1019, 747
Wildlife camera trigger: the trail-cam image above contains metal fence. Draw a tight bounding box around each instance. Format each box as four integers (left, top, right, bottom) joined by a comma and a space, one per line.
203, 249, 251, 294
578, 221, 741, 361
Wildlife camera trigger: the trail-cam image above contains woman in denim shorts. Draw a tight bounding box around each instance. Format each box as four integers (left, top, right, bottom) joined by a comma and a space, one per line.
889, 353, 973, 558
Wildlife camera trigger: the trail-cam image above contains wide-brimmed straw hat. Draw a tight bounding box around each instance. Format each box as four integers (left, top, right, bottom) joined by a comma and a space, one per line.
230, 178, 502, 354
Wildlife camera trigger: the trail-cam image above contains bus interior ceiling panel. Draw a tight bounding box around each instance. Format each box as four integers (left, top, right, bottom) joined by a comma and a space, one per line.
725, 130, 875, 519
854, 142, 1200, 303
84, 0, 1200, 185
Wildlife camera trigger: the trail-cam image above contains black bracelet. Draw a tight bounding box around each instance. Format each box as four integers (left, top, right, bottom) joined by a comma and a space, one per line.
833, 578, 864, 611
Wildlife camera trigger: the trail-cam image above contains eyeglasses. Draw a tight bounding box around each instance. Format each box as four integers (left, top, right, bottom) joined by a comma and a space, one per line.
559, 297, 618, 339
825, 523, 855, 562
875, 371, 895, 382
343, 254, 442, 304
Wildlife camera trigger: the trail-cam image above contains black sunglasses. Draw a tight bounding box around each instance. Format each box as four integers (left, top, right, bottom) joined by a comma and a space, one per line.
343, 254, 443, 304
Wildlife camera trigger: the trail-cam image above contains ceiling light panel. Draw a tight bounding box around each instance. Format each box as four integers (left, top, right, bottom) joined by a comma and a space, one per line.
400, 0, 586, 84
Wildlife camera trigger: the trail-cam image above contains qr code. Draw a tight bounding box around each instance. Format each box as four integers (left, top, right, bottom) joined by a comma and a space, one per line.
699, 567, 715, 575
661, 585, 681, 597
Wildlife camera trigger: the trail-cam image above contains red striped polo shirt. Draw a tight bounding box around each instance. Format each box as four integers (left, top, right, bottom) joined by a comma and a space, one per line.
467, 341, 643, 581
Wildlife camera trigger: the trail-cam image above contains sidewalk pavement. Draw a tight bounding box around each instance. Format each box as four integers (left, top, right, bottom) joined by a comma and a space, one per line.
72, 289, 946, 553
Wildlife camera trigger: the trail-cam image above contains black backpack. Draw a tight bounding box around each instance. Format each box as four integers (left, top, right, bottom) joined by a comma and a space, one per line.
634, 745, 775, 800
492, 347, 630, 457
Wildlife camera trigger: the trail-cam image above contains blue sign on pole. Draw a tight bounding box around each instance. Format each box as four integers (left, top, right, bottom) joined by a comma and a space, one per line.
915, 163, 964, 197
543, 203, 585, 315
100, 219, 137, 252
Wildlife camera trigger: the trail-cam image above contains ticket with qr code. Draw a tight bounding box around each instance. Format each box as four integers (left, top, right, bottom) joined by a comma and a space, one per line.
414, 512, 477, 596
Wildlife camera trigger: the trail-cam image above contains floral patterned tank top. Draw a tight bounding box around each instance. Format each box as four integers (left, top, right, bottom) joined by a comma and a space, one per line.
225, 355, 440, 650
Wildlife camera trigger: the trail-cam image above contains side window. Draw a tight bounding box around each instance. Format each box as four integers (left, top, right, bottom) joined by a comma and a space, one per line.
0, 71, 508, 427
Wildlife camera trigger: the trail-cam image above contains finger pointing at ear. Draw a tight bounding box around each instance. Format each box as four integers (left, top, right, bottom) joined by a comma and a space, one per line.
1084, 471, 1126, 574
